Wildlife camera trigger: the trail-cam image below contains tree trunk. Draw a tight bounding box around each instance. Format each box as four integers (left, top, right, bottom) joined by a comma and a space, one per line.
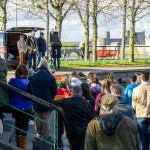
56, 10, 62, 40
129, 18, 135, 62
84, 0, 90, 61
46, 0, 50, 56
92, 0, 97, 62
1, 2, 7, 31
121, 0, 127, 60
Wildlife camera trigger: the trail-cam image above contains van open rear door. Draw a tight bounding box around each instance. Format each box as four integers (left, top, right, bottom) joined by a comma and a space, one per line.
6, 27, 45, 33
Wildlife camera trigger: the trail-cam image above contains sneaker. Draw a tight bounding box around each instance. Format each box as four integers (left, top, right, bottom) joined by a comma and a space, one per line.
28, 120, 35, 125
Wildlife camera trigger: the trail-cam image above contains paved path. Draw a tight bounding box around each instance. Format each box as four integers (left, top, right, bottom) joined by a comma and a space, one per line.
7, 65, 150, 80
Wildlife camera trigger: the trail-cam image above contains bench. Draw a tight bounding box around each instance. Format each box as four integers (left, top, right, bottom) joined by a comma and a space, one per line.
97, 50, 118, 59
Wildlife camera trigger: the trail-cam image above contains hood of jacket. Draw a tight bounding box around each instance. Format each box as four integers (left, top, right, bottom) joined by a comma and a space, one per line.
98, 111, 123, 136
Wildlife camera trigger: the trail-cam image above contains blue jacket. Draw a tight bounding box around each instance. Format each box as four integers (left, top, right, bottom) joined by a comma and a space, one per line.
38, 37, 46, 52
29, 68, 57, 111
9, 78, 32, 110
124, 83, 138, 106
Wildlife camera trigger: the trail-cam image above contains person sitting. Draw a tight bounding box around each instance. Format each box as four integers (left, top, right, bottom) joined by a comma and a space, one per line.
71, 71, 82, 86
85, 94, 141, 150
94, 79, 111, 115
61, 74, 72, 91
107, 72, 115, 86
86, 72, 96, 84
81, 83, 95, 108
52, 85, 94, 150
124, 75, 138, 106
9, 64, 33, 150
111, 84, 135, 121
90, 77, 101, 99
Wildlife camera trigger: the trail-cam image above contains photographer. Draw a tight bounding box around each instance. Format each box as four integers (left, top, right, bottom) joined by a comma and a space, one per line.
51, 40, 62, 71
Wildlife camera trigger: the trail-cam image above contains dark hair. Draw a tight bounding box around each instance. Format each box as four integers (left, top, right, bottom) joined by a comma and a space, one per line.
72, 71, 79, 78
130, 75, 137, 83
59, 81, 68, 89
20, 34, 24, 37
81, 83, 93, 99
88, 72, 95, 79
141, 70, 149, 82
15, 64, 28, 78
91, 77, 99, 84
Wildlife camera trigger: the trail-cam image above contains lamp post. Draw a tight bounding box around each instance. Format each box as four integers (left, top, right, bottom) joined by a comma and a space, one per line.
16, 0, 17, 27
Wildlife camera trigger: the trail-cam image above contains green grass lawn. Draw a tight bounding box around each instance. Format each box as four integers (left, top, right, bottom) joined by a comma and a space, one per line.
60, 60, 150, 68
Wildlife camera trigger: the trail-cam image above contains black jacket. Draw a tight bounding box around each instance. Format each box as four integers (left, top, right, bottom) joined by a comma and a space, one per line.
38, 37, 46, 52
52, 96, 94, 138
51, 41, 62, 58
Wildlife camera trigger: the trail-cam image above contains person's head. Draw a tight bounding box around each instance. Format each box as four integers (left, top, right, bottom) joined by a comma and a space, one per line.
88, 72, 95, 80
72, 71, 80, 78
111, 84, 124, 97
100, 94, 118, 113
130, 74, 137, 83
59, 81, 69, 89
61, 74, 71, 86
91, 77, 99, 84
101, 79, 111, 94
81, 83, 92, 98
20, 34, 25, 41
107, 72, 115, 84
40, 32, 44, 39
38, 60, 49, 71
15, 64, 28, 78
72, 85, 82, 96
140, 70, 149, 82
30, 30, 35, 37
28, 69, 34, 76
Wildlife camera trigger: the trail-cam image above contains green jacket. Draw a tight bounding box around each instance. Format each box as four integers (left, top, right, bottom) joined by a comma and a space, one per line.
0, 57, 10, 107
85, 112, 141, 150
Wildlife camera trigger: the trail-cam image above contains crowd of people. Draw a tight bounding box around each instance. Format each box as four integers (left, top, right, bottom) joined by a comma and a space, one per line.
0, 55, 150, 150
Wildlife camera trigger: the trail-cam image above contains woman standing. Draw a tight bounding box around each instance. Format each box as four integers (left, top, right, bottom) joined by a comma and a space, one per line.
9, 64, 33, 150
94, 79, 111, 115
0, 56, 10, 119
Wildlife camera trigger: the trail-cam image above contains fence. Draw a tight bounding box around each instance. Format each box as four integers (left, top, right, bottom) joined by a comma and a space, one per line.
53, 45, 150, 60
0, 81, 59, 150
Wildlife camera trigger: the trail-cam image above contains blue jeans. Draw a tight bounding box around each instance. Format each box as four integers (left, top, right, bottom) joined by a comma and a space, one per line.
137, 118, 150, 150
28, 53, 37, 71
53, 58, 60, 70
38, 52, 45, 65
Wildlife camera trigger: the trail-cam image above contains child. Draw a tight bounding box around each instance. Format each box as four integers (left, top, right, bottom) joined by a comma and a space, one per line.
71, 71, 82, 86
87, 72, 96, 84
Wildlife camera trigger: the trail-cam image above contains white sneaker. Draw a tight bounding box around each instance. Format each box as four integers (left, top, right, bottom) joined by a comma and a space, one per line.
28, 120, 35, 125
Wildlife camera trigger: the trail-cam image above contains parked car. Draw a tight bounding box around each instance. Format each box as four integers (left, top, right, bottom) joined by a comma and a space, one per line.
0, 27, 44, 68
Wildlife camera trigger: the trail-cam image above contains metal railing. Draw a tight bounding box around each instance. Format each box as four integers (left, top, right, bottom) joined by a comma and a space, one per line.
0, 81, 59, 150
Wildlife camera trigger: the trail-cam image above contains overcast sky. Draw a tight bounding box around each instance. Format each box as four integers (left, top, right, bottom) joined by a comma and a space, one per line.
2, 9, 150, 42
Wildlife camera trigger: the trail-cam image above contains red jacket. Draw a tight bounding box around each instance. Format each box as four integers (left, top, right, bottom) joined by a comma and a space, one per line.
55, 88, 72, 100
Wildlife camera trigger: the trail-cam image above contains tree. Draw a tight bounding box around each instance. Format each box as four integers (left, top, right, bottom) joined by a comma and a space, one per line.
49, 0, 77, 40
128, 0, 150, 62
75, 0, 90, 60
0, 0, 8, 31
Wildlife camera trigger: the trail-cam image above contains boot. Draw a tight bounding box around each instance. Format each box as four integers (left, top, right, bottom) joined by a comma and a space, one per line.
20, 136, 27, 150
16, 135, 21, 147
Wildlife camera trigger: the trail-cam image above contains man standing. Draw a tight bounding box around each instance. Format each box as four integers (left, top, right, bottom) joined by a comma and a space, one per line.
26, 30, 38, 70
17, 34, 27, 64
29, 61, 57, 140
53, 85, 94, 150
132, 70, 150, 150
51, 40, 62, 71
111, 84, 135, 121
38, 32, 46, 65
124, 75, 138, 106
85, 94, 141, 150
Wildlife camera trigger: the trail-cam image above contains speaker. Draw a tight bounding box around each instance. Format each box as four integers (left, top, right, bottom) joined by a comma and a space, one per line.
50, 31, 59, 44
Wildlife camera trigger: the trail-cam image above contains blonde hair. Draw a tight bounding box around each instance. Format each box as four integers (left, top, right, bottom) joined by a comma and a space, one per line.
101, 79, 111, 94
61, 74, 71, 86
107, 72, 115, 85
